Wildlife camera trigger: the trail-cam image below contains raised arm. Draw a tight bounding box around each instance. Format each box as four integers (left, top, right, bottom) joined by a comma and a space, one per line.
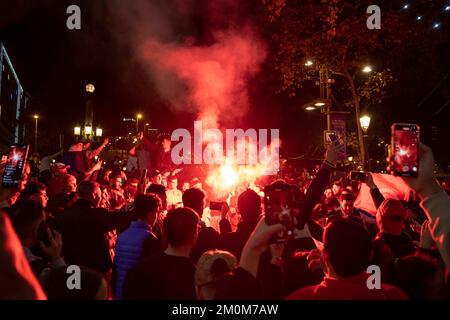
402, 143, 450, 270
86, 138, 109, 160
365, 172, 385, 209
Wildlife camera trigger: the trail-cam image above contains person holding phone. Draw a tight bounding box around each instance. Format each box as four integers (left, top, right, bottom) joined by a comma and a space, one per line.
11, 201, 65, 282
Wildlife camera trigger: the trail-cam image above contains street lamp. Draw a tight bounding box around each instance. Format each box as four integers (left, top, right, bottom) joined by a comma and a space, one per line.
85, 125, 92, 136
96, 128, 103, 137
33, 115, 39, 153
136, 113, 143, 132
362, 66, 373, 73
74, 126, 81, 136
302, 98, 331, 111
359, 115, 371, 171
86, 83, 95, 93
360, 115, 371, 133
305, 60, 313, 67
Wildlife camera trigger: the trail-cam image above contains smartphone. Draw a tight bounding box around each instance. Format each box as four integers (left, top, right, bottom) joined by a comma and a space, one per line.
350, 171, 367, 181
264, 182, 296, 242
2, 145, 30, 188
209, 201, 225, 211
391, 123, 420, 177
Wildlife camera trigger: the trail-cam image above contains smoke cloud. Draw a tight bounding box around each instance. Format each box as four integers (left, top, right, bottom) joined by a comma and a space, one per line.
109, 0, 267, 128
140, 31, 266, 127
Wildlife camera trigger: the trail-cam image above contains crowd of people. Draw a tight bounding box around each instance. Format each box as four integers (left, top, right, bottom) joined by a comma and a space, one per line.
0, 135, 449, 300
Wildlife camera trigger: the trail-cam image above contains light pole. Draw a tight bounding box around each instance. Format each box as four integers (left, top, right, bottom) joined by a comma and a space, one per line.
33, 115, 39, 153
136, 113, 142, 132
359, 115, 371, 170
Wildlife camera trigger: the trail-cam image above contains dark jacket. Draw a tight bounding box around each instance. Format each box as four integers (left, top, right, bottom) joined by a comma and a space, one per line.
190, 222, 221, 263
62, 151, 85, 179
54, 199, 135, 274
219, 220, 257, 260
372, 232, 416, 267
122, 251, 196, 300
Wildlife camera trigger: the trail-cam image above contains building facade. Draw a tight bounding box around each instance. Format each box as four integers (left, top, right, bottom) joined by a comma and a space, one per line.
0, 42, 28, 153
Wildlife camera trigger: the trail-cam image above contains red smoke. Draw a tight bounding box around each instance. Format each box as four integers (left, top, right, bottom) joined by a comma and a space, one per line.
140, 30, 266, 127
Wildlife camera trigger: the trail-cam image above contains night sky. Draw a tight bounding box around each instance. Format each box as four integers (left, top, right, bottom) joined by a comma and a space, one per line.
0, 0, 449, 167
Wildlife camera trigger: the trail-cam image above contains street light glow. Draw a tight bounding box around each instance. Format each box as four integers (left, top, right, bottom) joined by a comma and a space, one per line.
305, 60, 313, 66
74, 126, 81, 136
85, 125, 92, 135
85, 83, 95, 93
314, 102, 326, 107
137, 113, 143, 119
33, 114, 39, 119
360, 115, 371, 133
96, 128, 103, 137
362, 66, 373, 73
305, 106, 316, 111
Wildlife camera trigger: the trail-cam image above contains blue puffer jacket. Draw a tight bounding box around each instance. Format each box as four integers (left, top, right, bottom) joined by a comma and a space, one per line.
114, 220, 152, 299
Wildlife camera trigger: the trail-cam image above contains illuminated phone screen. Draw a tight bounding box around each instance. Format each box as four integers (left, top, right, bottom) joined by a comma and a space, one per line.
392, 124, 419, 177
2, 145, 29, 187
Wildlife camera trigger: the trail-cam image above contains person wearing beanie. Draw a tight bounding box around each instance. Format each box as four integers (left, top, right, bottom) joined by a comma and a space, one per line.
372, 199, 416, 267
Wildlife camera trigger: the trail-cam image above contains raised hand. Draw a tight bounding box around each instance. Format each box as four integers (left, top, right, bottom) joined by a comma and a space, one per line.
39, 229, 63, 262
401, 143, 442, 199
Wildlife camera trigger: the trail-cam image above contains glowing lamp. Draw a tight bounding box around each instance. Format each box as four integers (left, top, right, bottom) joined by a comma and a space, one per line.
86, 84, 95, 93
359, 115, 371, 133
85, 125, 92, 135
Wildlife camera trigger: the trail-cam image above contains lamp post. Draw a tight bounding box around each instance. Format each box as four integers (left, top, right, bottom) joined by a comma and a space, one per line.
302, 65, 333, 130
359, 115, 371, 170
136, 113, 142, 132
33, 115, 39, 153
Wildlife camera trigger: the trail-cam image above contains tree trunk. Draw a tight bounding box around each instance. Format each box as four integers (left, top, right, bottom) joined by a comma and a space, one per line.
344, 70, 366, 169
